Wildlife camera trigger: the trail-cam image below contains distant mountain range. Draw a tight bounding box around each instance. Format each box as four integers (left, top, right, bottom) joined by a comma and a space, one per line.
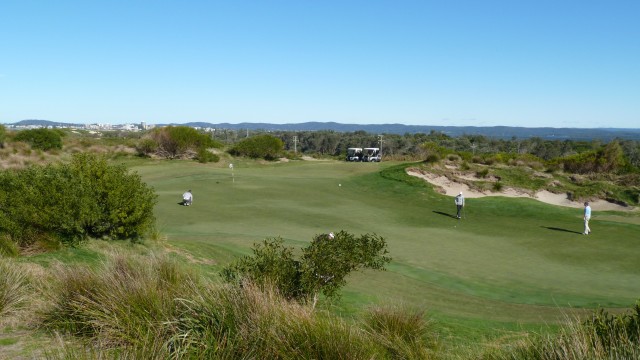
9, 119, 640, 141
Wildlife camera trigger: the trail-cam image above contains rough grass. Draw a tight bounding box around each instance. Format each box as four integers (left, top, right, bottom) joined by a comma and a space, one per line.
0, 259, 31, 319
35, 250, 437, 359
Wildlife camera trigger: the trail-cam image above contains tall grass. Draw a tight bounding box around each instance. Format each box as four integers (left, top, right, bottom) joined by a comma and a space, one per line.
0, 258, 31, 319
363, 304, 438, 359
40, 252, 438, 359
480, 304, 640, 360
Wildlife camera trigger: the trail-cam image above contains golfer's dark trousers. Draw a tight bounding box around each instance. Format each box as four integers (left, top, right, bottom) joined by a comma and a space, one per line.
456, 205, 462, 218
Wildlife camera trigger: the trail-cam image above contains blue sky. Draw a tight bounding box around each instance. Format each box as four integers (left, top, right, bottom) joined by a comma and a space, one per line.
1, 0, 638, 128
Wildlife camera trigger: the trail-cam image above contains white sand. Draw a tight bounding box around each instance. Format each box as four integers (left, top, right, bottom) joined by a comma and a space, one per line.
407, 169, 634, 211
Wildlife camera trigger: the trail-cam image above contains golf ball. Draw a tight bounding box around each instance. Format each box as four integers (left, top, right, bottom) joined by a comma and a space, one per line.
338, 184, 341, 187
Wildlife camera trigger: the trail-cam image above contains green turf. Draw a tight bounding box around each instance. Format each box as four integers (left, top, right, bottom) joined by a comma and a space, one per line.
131, 158, 640, 341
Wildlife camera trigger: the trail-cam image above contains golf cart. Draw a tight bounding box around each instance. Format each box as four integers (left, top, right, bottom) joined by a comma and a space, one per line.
346, 147, 363, 162
363, 147, 381, 162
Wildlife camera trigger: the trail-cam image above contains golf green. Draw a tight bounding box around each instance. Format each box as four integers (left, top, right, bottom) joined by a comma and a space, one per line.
133, 158, 640, 336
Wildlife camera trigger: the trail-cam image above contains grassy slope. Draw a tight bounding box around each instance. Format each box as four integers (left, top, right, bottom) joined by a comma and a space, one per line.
131, 158, 640, 343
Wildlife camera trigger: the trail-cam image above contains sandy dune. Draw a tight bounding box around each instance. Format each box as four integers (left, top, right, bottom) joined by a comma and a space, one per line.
407, 169, 634, 212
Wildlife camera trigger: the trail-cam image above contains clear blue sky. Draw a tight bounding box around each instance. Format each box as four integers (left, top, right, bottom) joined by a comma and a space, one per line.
1, 0, 638, 128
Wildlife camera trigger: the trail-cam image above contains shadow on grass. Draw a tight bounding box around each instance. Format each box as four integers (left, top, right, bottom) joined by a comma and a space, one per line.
433, 211, 457, 219
541, 226, 582, 235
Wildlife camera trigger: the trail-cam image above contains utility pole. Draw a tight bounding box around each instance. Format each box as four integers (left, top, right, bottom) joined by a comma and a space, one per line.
293, 135, 298, 154
378, 135, 383, 159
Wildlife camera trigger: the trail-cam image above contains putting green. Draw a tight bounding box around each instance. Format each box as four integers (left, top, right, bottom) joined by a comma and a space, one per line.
133, 159, 640, 337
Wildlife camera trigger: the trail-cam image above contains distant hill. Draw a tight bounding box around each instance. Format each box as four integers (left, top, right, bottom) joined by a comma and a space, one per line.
11, 119, 86, 128
175, 121, 640, 141
9, 119, 640, 141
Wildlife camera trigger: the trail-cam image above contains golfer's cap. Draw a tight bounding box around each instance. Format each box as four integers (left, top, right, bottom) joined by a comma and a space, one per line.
459, 192, 462, 195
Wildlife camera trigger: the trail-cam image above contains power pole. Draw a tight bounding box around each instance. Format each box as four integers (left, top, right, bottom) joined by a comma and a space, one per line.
293, 135, 298, 154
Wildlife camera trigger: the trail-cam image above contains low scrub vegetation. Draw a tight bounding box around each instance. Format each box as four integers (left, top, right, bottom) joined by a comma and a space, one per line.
222, 231, 391, 306
0, 153, 157, 249
13, 128, 64, 151
228, 134, 284, 160
138, 125, 222, 160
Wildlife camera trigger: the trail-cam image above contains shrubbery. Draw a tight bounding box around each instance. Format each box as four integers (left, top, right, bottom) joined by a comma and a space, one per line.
222, 231, 391, 306
0, 153, 157, 248
13, 128, 64, 151
228, 134, 284, 160
139, 126, 222, 160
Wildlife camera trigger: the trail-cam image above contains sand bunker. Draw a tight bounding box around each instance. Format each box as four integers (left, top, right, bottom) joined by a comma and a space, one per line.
407, 169, 634, 212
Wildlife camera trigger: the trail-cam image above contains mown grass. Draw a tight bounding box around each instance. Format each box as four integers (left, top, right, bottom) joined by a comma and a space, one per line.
130, 160, 639, 331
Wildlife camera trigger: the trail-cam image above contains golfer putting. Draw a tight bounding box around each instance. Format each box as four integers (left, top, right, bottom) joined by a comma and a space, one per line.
454, 192, 465, 219
182, 190, 193, 206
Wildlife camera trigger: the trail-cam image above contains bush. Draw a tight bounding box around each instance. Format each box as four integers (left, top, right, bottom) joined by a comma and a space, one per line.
13, 128, 63, 151
142, 126, 222, 159
493, 181, 503, 192
196, 148, 220, 163
476, 168, 489, 178
229, 134, 284, 160
222, 231, 391, 305
0, 153, 157, 247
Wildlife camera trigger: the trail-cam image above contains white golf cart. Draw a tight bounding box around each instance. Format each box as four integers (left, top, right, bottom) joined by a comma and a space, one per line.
346, 147, 363, 162
363, 147, 381, 162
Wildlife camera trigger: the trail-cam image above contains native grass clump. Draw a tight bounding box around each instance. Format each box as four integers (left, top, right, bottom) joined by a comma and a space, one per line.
0, 153, 157, 249
37, 250, 437, 359
480, 302, 640, 360
0, 258, 31, 320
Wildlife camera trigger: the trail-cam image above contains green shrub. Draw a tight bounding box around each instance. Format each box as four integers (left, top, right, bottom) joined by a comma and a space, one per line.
222, 231, 391, 305
229, 134, 284, 160
0, 153, 157, 247
196, 148, 220, 163
144, 126, 222, 159
425, 154, 440, 163
13, 128, 63, 151
493, 181, 503, 192
476, 168, 489, 178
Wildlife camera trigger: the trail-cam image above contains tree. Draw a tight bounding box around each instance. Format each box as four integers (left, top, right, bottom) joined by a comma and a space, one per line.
221, 231, 391, 307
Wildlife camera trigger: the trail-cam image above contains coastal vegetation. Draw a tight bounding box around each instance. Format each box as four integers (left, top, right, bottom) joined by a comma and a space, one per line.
0, 125, 638, 358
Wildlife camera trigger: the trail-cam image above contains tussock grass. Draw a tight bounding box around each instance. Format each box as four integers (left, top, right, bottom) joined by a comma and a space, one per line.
363, 304, 438, 359
39, 251, 439, 359
0, 258, 31, 320
480, 307, 640, 360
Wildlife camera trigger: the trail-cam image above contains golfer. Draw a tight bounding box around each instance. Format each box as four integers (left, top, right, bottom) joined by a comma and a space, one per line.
583, 201, 591, 235
455, 192, 465, 219
182, 190, 193, 206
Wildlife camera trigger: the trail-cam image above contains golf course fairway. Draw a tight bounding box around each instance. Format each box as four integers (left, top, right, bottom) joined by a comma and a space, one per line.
132, 158, 640, 341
